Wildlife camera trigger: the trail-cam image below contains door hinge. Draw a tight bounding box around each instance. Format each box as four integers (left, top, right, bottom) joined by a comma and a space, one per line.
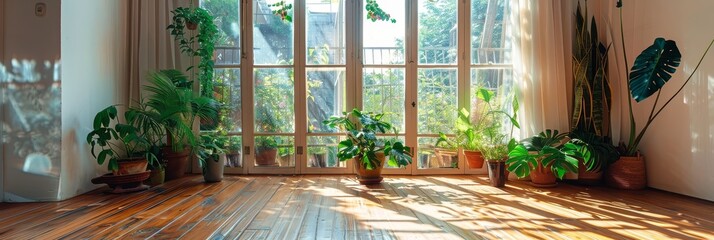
297, 146, 304, 155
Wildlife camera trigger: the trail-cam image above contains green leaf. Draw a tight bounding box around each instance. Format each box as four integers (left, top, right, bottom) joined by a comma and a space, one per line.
108, 159, 119, 172
476, 88, 493, 103
629, 38, 681, 102
97, 149, 113, 165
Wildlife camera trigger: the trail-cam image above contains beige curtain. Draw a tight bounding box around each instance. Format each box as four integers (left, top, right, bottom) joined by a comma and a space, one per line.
510, 0, 573, 137
126, 0, 194, 104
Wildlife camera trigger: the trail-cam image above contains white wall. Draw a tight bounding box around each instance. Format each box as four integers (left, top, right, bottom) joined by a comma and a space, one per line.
2, 0, 62, 202
59, 0, 128, 200
603, 0, 714, 201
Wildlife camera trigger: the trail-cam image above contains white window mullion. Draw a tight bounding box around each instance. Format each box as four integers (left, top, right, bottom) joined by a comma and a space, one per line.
347, 0, 360, 175
294, 0, 307, 173
352, 0, 364, 113
242, 0, 255, 174
460, 0, 476, 175
404, 0, 418, 175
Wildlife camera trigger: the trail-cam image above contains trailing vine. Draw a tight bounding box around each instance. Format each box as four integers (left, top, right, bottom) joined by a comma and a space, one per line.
167, 7, 219, 98
270, 1, 293, 22
269, 0, 395, 23
366, 0, 396, 23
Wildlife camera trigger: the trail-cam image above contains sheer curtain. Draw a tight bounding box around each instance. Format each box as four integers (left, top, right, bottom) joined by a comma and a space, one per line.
510, 0, 573, 137
126, 0, 194, 104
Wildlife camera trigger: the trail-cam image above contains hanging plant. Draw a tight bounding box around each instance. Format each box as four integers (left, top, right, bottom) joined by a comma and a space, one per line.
366, 0, 396, 23
270, 1, 293, 22
167, 7, 219, 98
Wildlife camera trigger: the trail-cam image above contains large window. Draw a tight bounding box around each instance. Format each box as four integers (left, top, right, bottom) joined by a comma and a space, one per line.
202, 0, 511, 174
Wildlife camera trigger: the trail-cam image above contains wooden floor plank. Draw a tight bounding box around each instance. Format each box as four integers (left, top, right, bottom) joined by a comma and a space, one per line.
184, 176, 284, 239
135, 177, 251, 239
0, 177, 197, 239
1, 174, 713, 239
218, 176, 287, 239
80, 177, 239, 239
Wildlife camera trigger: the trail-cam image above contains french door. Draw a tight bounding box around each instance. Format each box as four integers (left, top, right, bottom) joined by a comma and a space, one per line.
202, 0, 511, 175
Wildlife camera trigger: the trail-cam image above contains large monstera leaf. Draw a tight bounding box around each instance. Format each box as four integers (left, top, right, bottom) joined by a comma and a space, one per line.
629, 38, 681, 102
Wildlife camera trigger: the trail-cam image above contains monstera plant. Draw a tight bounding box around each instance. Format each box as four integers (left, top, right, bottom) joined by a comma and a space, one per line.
616, 1, 713, 156
607, 0, 714, 189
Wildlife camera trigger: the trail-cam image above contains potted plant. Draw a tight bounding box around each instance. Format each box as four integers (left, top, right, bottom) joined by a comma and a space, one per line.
87, 106, 157, 176
507, 130, 591, 188
472, 87, 520, 187
323, 109, 412, 185
607, 0, 714, 189
167, 6, 219, 98
437, 108, 489, 169
570, 1, 620, 185
197, 132, 227, 182
225, 135, 242, 167
255, 136, 278, 166
130, 69, 219, 180
145, 145, 166, 186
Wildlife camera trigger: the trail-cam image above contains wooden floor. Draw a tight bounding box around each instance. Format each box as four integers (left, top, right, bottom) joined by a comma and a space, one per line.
1, 175, 713, 240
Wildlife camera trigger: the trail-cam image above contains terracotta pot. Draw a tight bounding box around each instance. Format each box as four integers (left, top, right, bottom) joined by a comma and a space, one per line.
487, 161, 507, 187
114, 157, 148, 176
255, 148, 278, 166
605, 155, 646, 190
464, 150, 485, 169
354, 152, 386, 185
203, 154, 225, 183
530, 161, 557, 187
146, 168, 165, 186
577, 157, 603, 185
163, 147, 190, 181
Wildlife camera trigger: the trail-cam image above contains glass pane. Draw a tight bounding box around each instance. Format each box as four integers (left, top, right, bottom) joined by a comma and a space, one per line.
307, 136, 345, 168
255, 135, 295, 167
471, 0, 510, 64
470, 68, 513, 94
225, 135, 243, 167
254, 0, 294, 65
203, 0, 241, 65
418, 0, 457, 64
363, 0, 405, 65
363, 68, 405, 133
417, 69, 458, 134
470, 68, 515, 136
214, 69, 242, 132
254, 68, 295, 133
306, 0, 346, 65
418, 137, 458, 169
307, 68, 346, 133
